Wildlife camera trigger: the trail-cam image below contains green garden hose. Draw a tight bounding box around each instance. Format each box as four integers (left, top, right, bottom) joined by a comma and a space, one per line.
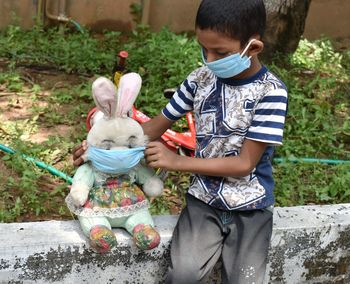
0, 144, 73, 184
273, 157, 350, 165
69, 19, 85, 34
0, 143, 349, 186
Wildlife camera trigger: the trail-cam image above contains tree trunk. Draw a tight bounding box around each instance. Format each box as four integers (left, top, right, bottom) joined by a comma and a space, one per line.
263, 0, 312, 59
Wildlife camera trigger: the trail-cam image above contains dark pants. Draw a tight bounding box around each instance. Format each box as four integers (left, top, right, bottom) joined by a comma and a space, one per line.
166, 194, 273, 284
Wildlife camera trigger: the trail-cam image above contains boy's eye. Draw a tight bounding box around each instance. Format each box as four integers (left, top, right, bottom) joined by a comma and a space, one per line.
216, 51, 230, 57
201, 49, 228, 59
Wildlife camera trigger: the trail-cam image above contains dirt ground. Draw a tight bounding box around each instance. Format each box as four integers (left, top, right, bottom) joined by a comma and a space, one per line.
0, 63, 185, 221
0, 62, 90, 221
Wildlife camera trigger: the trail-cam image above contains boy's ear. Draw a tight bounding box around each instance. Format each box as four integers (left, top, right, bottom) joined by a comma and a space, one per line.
248, 39, 264, 57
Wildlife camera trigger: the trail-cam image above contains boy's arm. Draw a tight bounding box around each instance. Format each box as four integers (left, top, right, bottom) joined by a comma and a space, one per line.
141, 113, 175, 141
145, 138, 267, 177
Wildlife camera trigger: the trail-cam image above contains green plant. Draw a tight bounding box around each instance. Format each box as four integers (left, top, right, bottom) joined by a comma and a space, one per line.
0, 136, 71, 222
130, 2, 143, 25
0, 71, 24, 91
291, 38, 344, 75
274, 163, 350, 206
0, 26, 349, 222
0, 25, 121, 74
269, 38, 349, 161
269, 38, 349, 207
123, 27, 201, 117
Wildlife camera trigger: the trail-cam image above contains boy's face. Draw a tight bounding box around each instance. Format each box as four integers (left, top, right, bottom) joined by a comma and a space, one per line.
196, 28, 243, 63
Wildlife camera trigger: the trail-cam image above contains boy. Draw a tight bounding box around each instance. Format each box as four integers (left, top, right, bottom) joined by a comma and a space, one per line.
144, 0, 287, 283
74, 0, 288, 282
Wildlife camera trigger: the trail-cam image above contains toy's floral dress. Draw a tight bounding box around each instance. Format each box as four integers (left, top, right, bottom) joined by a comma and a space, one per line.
66, 164, 160, 252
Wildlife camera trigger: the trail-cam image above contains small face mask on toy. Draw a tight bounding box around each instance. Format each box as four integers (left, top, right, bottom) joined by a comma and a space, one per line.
87, 146, 146, 174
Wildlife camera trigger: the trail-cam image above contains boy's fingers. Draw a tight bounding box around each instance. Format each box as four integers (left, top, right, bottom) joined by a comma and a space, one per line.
72, 143, 82, 153
145, 141, 164, 154
145, 152, 158, 162
73, 157, 84, 167
72, 141, 87, 157
145, 148, 154, 156
145, 144, 159, 154
72, 140, 87, 167
146, 141, 162, 148
72, 140, 87, 153
72, 147, 85, 160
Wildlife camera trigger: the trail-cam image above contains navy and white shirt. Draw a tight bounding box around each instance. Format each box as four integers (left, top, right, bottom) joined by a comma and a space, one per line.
162, 66, 288, 211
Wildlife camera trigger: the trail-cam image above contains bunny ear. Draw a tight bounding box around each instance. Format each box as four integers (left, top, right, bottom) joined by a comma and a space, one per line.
116, 73, 142, 118
92, 77, 117, 119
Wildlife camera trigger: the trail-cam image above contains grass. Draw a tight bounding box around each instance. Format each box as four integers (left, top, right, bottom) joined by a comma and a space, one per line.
0, 24, 349, 222
269, 38, 350, 206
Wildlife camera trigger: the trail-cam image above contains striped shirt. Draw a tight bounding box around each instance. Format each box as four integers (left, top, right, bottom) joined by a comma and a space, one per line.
162, 66, 288, 210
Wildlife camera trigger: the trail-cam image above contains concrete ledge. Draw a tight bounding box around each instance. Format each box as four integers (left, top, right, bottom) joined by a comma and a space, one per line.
1, 204, 350, 283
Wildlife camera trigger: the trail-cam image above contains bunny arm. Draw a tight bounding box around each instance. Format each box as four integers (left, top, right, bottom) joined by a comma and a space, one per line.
134, 163, 163, 197
69, 163, 95, 207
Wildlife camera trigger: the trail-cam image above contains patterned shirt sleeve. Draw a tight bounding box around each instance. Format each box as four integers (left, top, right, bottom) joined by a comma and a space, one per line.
162, 73, 196, 121
246, 88, 288, 145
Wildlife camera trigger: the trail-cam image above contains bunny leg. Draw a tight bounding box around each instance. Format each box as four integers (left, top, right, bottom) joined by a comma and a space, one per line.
78, 216, 117, 253
124, 210, 160, 250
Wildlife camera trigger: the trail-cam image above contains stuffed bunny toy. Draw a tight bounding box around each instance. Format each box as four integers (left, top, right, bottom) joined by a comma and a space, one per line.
66, 73, 163, 253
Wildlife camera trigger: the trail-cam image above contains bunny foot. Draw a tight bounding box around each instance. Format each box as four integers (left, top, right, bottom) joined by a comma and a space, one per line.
89, 225, 117, 253
133, 224, 160, 250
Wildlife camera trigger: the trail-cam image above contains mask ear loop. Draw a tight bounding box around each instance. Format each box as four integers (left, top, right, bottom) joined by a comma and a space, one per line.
240, 39, 256, 59
201, 48, 208, 63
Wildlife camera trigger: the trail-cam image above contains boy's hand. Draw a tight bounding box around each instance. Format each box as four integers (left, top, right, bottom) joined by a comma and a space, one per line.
145, 141, 179, 171
72, 140, 88, 167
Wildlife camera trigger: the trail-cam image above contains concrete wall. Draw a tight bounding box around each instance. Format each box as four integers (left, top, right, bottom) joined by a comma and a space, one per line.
1, 204, 350, 283
303, 0, 350, 40
0, 0, 37, 29
0, 0, 349, 40
46, 0, 138, 32
146, 0, 200, 33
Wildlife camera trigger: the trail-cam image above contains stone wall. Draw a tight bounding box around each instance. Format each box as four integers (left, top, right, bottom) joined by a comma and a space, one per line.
1, 204, 349, 283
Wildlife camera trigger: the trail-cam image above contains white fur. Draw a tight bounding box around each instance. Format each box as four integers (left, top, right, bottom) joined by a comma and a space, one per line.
70, 183, 90, 207
142, 176, 164, 197
116, 73, 142, 117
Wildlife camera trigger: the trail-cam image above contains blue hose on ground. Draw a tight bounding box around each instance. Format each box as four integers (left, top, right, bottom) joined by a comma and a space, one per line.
273, 157, 350, 165
0, 144, 73, 184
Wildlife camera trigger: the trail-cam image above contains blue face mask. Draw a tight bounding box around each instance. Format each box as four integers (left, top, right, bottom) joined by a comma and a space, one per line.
87, 146, 145, 174
201, 39, 255, 79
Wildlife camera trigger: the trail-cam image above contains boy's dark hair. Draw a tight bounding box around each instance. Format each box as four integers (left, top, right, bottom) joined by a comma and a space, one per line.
195, 0, 266, 45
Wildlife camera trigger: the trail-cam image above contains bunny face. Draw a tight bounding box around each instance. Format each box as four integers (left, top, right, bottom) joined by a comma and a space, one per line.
85, 74, 148, 174
88, 73, 146, 150
87, 116, 147, 150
